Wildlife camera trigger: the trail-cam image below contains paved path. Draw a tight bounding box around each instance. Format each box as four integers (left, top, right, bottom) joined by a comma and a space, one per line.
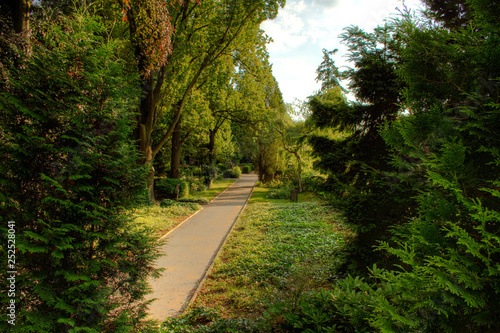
146, 174, 258, 321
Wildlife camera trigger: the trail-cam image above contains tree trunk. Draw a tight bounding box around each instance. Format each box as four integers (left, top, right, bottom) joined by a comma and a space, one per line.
208, 129, 216, 164
136, 75, 156, 202
295, 152, 303, 193
258, 152, 265, 183
12, 0, 30, 34
170, 118, 182, 179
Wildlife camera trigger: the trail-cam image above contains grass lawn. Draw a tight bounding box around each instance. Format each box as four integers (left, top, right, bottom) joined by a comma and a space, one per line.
126, 203, 201, 238
127, 179, 237, 238
164, 186, 353, 330
189, 179, 237, 202
249, 185, 319, 204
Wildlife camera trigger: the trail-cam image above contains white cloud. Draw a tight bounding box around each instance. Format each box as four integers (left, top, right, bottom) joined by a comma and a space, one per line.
261, 0, 424, 104
313, 0, 340, 9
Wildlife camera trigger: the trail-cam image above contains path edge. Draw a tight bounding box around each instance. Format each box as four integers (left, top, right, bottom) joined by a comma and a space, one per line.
158, 178, 239, 241
177, 175, 257, 316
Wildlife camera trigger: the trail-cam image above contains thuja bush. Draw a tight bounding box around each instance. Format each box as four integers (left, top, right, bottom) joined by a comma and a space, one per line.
155, 178, 190, 199
271, 146, 500, 333
224, 166, 242, 179
0, 13, 161, 332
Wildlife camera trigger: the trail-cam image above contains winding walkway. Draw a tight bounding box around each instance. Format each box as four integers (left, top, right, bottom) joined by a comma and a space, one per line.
146, 174, 258, 321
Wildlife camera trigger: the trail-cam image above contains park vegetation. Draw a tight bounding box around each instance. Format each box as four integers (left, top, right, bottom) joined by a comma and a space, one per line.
161, 0, 500, 332
1, 0, 499, 332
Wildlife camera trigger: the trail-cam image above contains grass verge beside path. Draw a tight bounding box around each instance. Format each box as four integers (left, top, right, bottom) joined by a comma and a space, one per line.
189, 179, 236, 202
126, 179, 237, 238
160, 188, 353, 332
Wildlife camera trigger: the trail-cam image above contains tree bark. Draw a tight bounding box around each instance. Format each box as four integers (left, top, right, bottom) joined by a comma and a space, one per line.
135, 75, 157, 202
169, 117, 182, 179
12, 0, 30, 34
294, 152, 303, 193
208, 129, 216, 164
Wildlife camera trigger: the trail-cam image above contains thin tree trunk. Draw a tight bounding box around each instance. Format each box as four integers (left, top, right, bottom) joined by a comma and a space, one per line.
294, 152, 303, 193
208, 129, 216, 164
169, 117, 182, 179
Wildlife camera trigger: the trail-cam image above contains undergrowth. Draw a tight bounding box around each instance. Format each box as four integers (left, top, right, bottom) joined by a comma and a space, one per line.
159, 201, 353, 332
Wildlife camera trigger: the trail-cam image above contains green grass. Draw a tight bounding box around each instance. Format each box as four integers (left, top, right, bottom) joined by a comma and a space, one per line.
187, 200, 353, 319
127, 180, 236, 238
189, 179, 236, 202
249, 185, 319, 204
126, 203, 202, 238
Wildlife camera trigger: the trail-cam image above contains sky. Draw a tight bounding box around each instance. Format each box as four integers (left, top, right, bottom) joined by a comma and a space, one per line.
260, 0, 424, 104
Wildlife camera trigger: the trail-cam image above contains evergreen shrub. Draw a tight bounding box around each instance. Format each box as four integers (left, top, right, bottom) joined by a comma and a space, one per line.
216, 163, 227, 172
242, 164, 253, 174
155, 178, 189, 199
0, 13, 160, 332
224, 166, 242, 179
266, 182, 294, 199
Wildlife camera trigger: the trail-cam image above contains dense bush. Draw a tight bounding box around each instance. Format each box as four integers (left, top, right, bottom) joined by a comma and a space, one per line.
288, 2, 500, 332
155, 178, 190, 199
189, 180, 207, 193
266, 182, 294, 199
0, 13, 160, 332
223, 166, 242, 179
242, 164, 253, 174
201, 164, 222, 184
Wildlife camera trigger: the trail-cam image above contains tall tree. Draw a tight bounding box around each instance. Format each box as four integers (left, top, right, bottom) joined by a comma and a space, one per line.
275, 102, 314, 193
123, 0, 284, 198
162, 0, 284, 180
309, 23, 412, 269
1, 0, 31, 33
204, 27, 277, 164
121, 0, 177, 199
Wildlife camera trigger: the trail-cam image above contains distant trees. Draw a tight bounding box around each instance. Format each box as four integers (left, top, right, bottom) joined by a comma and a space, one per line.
125, 0, 284, 198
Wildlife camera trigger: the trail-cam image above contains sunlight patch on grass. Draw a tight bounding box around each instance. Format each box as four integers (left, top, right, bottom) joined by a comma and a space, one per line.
126, 203, 201, 238
126, 179, 236, 238
249, 186, 321, 204
189, 179, 236, 202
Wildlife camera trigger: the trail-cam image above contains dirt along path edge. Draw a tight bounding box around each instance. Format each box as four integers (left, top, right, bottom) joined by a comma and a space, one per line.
146, 175, 258, 321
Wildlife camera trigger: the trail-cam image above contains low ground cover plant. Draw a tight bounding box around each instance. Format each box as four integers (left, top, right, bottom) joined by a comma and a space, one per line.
161, 199, 353, 332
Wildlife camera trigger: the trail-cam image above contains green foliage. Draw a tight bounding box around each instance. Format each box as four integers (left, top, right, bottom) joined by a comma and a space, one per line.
201, 164, 221, 181
155, 178, 190, 199
311, 3, 500, 332
186, 201, 350, 327
0, 12, 160, 332
242, 164, 253, 174
128, 201, 201, 237
161, 306, 267, 333
275, 3, 500, 333
160, 199, 177, 207
266, 182, 295, 200
178, 197, 210, 205
309, 23, 415, 270
224, 166, 242, 179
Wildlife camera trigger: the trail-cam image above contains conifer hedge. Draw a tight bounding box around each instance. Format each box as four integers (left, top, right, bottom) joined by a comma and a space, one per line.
0, 14, 161, 332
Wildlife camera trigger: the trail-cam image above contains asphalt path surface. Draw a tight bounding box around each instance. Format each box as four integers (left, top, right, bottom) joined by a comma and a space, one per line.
146, 174, 258, 320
